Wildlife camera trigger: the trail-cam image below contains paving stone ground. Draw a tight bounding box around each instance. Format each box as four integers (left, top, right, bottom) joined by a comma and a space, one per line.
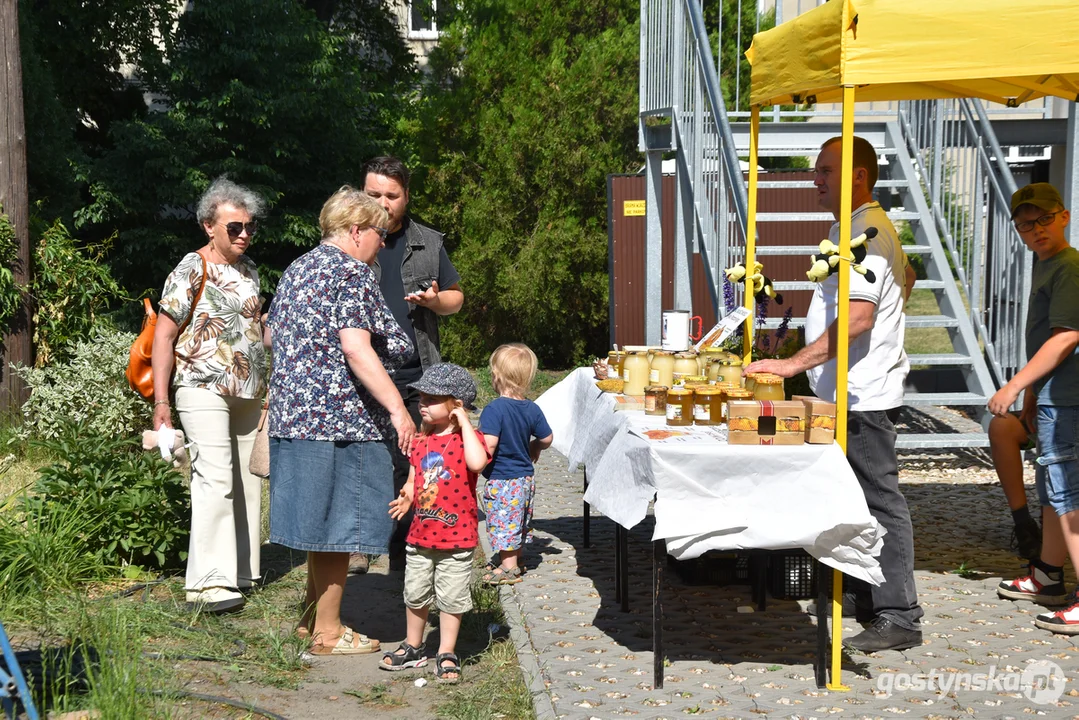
498, 447, 1079, 720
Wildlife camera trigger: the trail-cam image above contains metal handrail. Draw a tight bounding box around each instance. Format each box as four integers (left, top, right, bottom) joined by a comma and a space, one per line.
897, 99, 1031, 386
639, 0, 753, 305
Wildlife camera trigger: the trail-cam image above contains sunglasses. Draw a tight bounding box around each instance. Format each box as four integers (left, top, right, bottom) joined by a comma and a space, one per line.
224, 221, 259, 238
1014, 212, 1060, 233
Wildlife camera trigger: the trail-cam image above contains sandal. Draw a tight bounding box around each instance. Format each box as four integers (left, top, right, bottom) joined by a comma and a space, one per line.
435, 652, 462, 683
380, 642, 428, 671
482, 564, 523, 585
310, 626, 380, 655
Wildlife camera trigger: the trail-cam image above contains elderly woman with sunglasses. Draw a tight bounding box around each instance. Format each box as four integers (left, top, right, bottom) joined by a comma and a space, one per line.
266, 186, 414, 655
152, 176, 268, 614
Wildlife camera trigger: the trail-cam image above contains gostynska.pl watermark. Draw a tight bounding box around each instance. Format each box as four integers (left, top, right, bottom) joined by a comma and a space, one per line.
877, 660, 1066, 705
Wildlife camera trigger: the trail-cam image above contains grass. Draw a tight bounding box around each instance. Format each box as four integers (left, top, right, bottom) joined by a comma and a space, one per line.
470, 367, 572, 409
904, 288, 954, 358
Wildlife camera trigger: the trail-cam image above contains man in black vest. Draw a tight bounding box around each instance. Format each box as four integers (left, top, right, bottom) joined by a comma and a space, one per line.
357, 156, 465, 572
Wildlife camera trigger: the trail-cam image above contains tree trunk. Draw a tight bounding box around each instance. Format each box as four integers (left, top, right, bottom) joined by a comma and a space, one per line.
0, 0, 32, 410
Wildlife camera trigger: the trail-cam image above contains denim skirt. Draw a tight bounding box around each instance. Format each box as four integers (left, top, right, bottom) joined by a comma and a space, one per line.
269, 437, 394, 553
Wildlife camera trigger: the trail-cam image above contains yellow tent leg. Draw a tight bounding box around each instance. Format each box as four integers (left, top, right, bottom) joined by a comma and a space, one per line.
743, 106, 760, 364
827, 84, 856, 693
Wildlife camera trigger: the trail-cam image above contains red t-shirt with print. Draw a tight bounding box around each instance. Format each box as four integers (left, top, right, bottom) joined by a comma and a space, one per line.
406, 428, 489, 550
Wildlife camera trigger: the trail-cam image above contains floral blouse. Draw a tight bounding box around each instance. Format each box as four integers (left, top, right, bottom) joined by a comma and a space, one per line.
269, 244, 413, 442
159, 252, 266, 399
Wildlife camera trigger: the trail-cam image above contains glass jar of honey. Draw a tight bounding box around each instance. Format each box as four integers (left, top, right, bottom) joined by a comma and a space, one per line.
700, 347, 725, 376
644, 385, 668, 416
722, 387, 755, 423
666, 387, 694, 426
672, 352, 699, 385
683, 375, 709, 390
713, 358, 743, 387
622, 351, 650, 396
753, 374, 786, 401
693, 386, 724, 425
744, 372, 759, 394
650, 350, 675, 388
607, 350, 625, 379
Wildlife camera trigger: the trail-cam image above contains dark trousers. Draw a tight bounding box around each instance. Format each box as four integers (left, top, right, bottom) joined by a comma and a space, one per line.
845, 408, 923, 630
388, 384, 422, 559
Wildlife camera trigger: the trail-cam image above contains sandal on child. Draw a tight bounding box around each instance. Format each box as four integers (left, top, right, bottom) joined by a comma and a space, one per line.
380, 642, 428, 671
482, 564, 523, 585
435, 652, 462, 683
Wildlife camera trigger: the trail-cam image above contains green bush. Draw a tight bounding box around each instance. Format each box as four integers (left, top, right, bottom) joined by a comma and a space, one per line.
23, 423, 190, 570
13, 329, 151, 441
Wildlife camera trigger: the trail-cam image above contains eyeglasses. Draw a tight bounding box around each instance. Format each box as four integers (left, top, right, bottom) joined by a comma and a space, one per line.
224, 221, 259, 237
357, 225, 389, 240
1014, 212, 1060, 233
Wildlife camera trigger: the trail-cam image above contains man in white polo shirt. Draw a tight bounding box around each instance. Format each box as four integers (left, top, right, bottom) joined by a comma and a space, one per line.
746, 135, 920, 653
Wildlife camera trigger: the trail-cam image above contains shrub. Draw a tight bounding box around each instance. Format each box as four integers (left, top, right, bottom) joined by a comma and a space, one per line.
13, 329, 151, 441
23, 423, 190, 571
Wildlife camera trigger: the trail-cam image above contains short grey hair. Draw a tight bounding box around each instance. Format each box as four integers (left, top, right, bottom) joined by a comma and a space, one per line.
196, 176, 267, 225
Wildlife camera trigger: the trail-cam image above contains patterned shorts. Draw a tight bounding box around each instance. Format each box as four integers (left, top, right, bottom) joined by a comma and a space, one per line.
481, 476, 536, 552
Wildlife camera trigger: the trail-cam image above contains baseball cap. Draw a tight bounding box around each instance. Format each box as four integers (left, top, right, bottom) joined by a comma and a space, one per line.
1011, 183, 1064, 218
407, 362, 478, 410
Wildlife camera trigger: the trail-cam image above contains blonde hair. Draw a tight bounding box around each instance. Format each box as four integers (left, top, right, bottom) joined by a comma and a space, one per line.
419, 395, 463, 436
319, 185, 388, 239
489, 343, 537, 397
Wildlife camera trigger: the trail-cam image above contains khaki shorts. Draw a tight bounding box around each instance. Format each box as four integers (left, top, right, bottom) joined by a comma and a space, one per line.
403, 545, 475, 614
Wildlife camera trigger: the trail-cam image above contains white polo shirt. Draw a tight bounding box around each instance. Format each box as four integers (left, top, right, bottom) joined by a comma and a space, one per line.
805, 202, 910, 411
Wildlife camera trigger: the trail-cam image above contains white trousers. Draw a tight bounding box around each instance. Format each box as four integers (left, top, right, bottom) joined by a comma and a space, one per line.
176, 387, 263, 591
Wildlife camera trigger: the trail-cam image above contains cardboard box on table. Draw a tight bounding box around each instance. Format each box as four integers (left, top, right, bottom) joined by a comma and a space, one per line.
727, 400, 806, 445
792, 395, 837, 444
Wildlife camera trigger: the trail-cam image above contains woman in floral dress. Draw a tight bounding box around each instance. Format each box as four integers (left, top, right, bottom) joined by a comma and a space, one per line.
267, 186, 415, 654
152, 176, 268, 614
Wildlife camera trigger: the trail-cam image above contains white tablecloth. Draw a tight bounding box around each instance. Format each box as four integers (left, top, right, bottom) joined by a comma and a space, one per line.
536, 368, 884, 585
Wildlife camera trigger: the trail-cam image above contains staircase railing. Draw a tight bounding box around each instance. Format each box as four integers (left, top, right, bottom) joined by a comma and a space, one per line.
640, 0, 750, 297
897, 99, 1031, 386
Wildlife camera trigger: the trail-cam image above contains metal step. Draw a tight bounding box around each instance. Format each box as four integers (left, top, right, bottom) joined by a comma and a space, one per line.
770, 278, 946, 293
753, 244, 933, 256
755, 179, 908, 189
753, 147, 899, 157
757, 211, 920, 222
907, 353, 974, 366
905, 315, 959, 328
904, 392, 986, 406
895, 432, 989, 449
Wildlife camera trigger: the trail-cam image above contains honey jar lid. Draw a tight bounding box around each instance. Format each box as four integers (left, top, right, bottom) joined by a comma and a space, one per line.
684, 375, 708, 382
652, 350, 674, 356
756, 374, 784, 385
715, 357, 743, 366
694, 387, 723, 396
674, 351, 697, 359
667, 387, 693, 397
725, 388, 755, 397
644, 385, 669, 393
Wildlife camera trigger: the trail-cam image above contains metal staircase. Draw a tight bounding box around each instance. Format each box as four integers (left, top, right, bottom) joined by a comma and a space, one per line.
638, 0, 1033, 449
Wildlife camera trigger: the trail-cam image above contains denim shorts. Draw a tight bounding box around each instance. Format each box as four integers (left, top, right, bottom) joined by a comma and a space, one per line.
1034, 405, 1079, 516
269, 437, 393, 553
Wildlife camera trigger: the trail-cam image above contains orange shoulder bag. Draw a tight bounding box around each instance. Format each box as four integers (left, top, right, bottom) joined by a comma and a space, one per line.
127, 253, 208, 400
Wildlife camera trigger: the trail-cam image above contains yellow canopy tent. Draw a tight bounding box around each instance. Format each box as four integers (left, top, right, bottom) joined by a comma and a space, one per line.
744, 0, 1079, 690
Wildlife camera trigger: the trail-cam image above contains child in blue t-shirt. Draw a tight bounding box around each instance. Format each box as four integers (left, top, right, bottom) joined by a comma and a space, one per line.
479, 343, 553, 585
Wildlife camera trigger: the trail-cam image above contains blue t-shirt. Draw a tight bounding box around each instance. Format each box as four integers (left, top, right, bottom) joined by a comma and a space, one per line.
479, 397, 553, 480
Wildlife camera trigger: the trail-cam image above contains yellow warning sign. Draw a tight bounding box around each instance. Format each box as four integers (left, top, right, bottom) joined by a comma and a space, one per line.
623, 200, 646, 217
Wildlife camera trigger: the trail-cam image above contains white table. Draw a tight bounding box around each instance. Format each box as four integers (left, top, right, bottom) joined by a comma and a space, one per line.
536, 368, 885, 689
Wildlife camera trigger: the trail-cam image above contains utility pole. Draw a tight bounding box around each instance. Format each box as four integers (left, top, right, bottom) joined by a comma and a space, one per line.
0, 0, 32, 408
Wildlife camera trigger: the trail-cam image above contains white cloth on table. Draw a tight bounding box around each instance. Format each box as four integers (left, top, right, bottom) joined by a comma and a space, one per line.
536, 368, 884, 585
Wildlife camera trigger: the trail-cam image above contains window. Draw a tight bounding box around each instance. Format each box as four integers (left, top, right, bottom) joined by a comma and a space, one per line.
408, 0, 439, 39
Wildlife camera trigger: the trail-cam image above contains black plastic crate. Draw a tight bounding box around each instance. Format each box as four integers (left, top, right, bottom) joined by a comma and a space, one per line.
668, 551, 750, 586
767, 549, 818, 599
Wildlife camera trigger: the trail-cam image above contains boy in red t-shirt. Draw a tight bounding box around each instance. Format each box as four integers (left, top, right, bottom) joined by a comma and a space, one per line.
382, 363, 490, 682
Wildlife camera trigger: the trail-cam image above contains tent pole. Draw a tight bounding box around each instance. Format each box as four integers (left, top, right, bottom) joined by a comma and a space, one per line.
743, 105, 760, 363
827, 84, 856, 693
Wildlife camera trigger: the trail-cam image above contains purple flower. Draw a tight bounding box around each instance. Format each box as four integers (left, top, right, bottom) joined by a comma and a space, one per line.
723, 278, 736, 314
776, 306, 793, 344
